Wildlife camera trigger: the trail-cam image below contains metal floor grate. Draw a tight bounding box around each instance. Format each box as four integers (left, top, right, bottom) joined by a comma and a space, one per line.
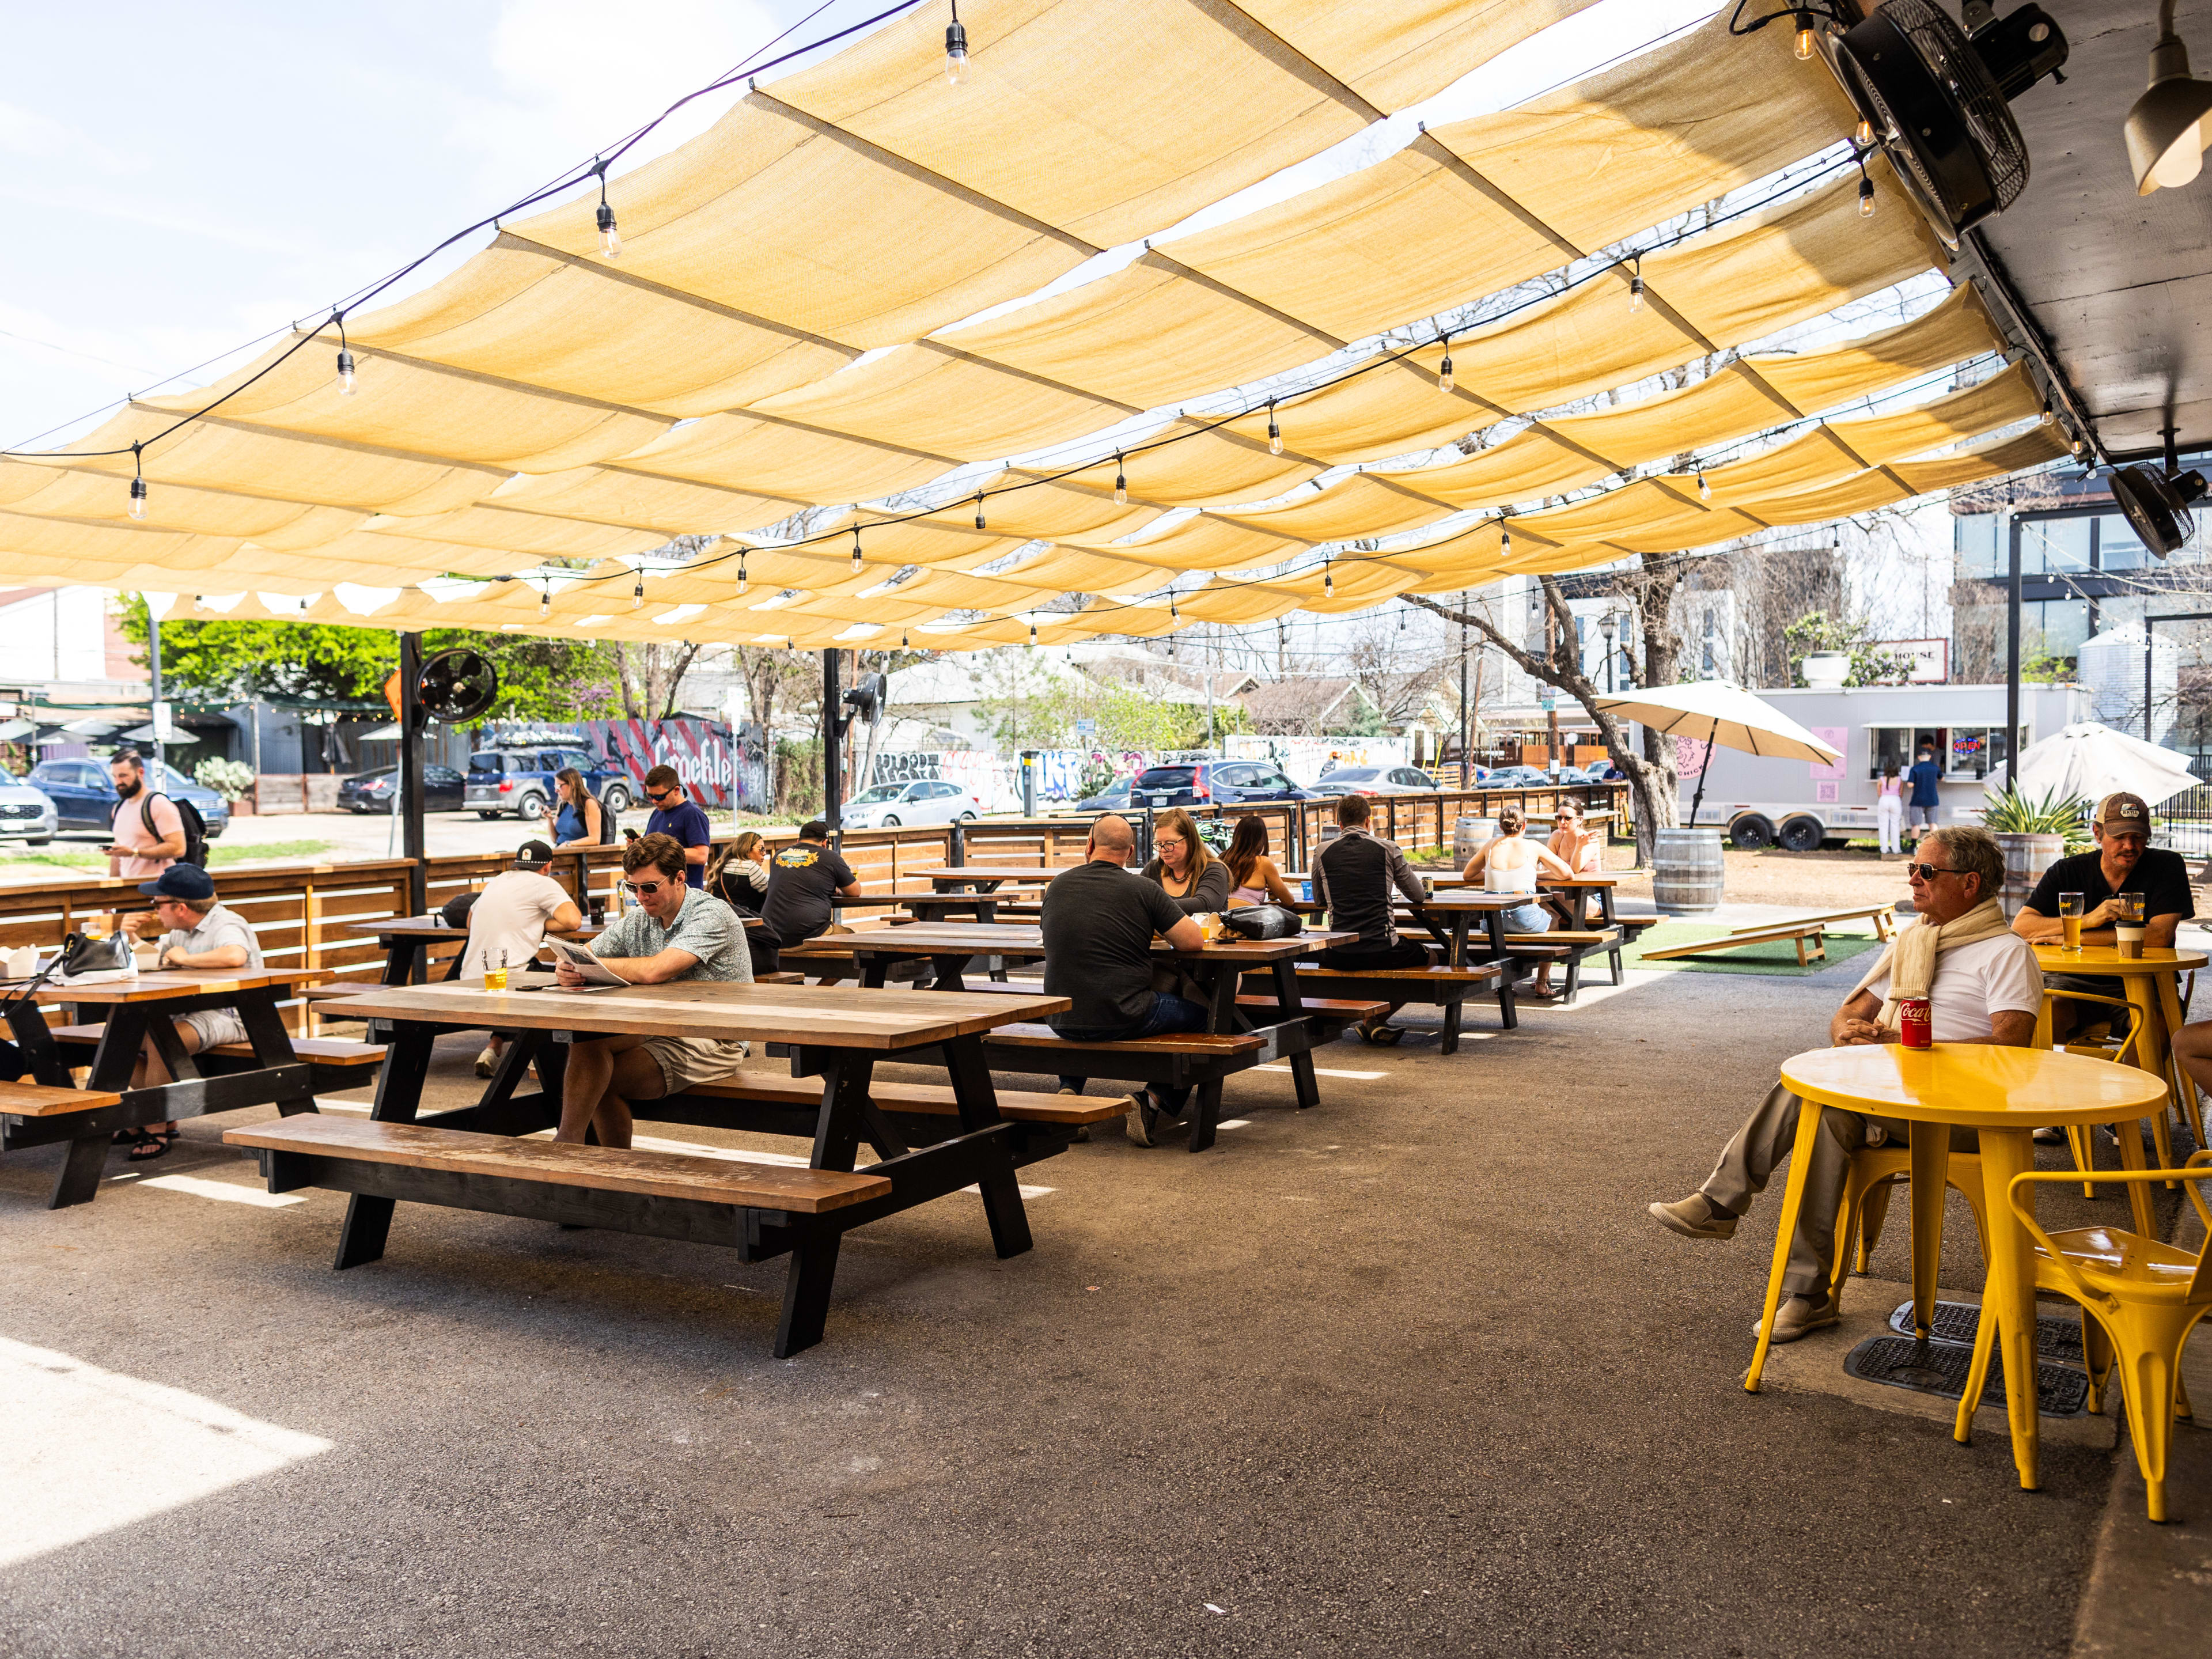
1886, 1298, 2086, 1365
1844, 1334, 2091, 1418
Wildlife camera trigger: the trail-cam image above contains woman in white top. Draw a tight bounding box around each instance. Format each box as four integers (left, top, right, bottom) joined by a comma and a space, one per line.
1461, 804, 1575, 999
1221, 815, 1298, 907
1875, 763, 1904, 855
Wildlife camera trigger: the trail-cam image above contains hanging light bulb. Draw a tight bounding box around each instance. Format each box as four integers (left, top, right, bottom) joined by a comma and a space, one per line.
191, 594, 205, 613
1628, 256, 1644, 313
1398, 607, 1407, 632
736, 552, 749, 596
974, 492, 987, 531
128, 444, 146, 520
1170, 593, 1179, 622
336, 347, 357, 396
594, 163, 621, 259
1168, 632, 1177, 660
851, 527, 863, 574
539, 584, 551, 618
2040, 398, 2055, 426
1113, 452, 1127, 505
1323, 558, 1334, 599
1438, 334, 1454, 393
902, 630, 910, 647
632, 574, 644, 611
1267, 400, 1282, 456
1855, 118, 1876, 148
2071, 436, 2088, 458
1696, 468, 1712, 502
1857, 170, 1876, 218
1794, 10, 1815, 60
1499, 521, 1512, 556
1028, 620, 1037, 648
945, 1, 969, 84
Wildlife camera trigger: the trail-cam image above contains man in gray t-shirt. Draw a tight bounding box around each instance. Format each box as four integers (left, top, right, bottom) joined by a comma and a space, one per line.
115, 864, 267, 1159
553, 832, 753, 1148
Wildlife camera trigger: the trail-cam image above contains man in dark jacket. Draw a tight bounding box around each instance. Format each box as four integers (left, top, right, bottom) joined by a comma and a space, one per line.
1312, 794, 1434, 1041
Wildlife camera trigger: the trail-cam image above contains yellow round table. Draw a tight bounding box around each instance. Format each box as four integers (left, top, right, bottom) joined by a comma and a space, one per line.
2031, 945, 2206, 1159
1758, 1043, 2168, 1493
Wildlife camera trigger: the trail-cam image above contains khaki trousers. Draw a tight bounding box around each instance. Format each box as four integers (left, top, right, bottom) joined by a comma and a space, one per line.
1701, 1082, 1978, 1299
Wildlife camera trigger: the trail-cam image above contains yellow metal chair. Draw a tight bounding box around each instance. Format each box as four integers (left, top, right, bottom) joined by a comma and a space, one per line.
2035, 988, 2164, 1202
1831, 1146, 1987, 1315
1957, 1152, 2212, 1523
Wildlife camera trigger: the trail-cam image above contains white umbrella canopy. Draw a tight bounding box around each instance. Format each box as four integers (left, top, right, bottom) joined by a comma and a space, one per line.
1589, 680, 1843, 764
1986, 721, 2198, 808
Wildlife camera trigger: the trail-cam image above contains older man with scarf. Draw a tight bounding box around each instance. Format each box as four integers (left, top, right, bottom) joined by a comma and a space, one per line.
1646, 824, 2041, 1342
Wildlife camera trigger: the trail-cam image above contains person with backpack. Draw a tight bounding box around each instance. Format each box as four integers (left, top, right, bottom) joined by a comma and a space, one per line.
104, 750, 195, 879
542, 767, 606, 850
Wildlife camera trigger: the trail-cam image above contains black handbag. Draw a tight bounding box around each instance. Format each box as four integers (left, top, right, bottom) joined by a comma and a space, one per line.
1221, 904, 1301, 940
56, 932, 137, 983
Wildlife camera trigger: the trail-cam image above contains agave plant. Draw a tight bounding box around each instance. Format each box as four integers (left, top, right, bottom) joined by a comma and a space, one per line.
1980, 783, 2093, 853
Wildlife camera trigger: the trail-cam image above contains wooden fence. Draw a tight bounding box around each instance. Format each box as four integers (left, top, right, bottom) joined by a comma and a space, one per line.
0, 782, 1626, 1029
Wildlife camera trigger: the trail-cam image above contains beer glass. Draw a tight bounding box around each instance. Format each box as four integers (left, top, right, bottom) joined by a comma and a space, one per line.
2058, 892, 2084, 953
483, 948, 509, 991
2116, 892, 2147, 960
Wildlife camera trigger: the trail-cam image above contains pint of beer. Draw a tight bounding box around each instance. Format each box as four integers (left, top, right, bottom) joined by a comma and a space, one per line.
2058, 892, 2084, 953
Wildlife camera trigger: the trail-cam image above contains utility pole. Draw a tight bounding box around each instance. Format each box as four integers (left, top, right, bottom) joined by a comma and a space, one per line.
1456, 589, 1468, 785
398, 632, 427, 919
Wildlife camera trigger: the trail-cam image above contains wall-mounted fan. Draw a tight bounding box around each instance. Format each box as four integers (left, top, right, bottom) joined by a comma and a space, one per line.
1825, 0, 2068, 249
2111, 464, 2207, 559
417, 649, 499, 723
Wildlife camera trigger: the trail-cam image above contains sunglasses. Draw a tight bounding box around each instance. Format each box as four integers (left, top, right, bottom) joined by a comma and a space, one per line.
1907, 862, 1961, 881
623, 878, 668, 896
647, 787, 681, 802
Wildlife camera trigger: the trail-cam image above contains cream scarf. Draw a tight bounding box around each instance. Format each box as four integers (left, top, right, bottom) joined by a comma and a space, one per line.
1849, 898, 2012, 1031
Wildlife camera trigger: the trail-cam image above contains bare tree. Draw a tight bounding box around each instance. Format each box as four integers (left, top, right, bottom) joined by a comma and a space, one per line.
610, 640, 705, 719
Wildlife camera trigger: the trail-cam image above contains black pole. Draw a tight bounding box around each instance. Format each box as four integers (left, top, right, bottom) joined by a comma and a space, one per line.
147, 605, 165, 780
399, 632, 427, 926
2140, 612, 2212, 748
1457, 589, 1469, 785
1687, 714, 1718, 828
2005, 517, 2021, 785
821, 648, 842, 835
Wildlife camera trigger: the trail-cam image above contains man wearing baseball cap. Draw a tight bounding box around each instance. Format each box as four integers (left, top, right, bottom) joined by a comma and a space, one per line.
2013, 791, 2194, 1042
114, 863, 264, 1160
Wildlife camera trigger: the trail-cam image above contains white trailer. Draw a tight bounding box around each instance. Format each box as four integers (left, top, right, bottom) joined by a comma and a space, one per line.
1672, 683, 2093, 850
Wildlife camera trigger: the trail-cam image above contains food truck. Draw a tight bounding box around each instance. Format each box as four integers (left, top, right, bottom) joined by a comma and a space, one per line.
1674, 682, 2092, 849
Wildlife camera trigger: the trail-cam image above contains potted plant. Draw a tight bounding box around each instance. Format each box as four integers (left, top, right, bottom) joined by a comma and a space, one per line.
1980, 784, 2089, 916
195, 758, 258, 816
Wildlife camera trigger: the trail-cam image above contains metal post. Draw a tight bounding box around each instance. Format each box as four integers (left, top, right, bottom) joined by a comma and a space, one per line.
147, 604, 165, 779
398, 632, 427, 923
1457, 589, 1469, 786
822, 648, 842, 832
2005, 516, 2022, 786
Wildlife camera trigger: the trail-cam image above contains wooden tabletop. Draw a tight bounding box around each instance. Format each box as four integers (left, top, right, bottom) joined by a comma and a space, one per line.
781, 923, 1350, 961
333, 978, 1069, 1047
2030, 945, 2209, 974
4, 966, 327, 1005
913, 866, 1066, 882
344, 916, 604, 941
1781, 1043, 2169, 1128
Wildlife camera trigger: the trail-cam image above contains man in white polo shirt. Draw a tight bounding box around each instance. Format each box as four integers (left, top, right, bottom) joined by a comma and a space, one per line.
456, 839, 581, 1076
1646, 824, 2043, 1342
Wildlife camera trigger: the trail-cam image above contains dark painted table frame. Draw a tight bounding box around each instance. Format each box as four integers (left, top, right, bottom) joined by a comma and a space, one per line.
3, 983, 313, 1208
331, 999, 1042, 1355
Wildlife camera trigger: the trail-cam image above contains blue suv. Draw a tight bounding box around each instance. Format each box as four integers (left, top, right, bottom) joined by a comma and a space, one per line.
29, 757, 231, 839
464, 745, 638, 821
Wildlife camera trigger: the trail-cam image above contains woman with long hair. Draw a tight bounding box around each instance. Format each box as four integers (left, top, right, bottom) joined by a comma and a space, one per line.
544, 767, 603, 850
1545, 799, 1604, 925
1876, 761, 1904, 855
1461, 802, 1575, 999
1141, 808, 1230, 914
1222, 815, 1297, 906
709, 830, 772, 915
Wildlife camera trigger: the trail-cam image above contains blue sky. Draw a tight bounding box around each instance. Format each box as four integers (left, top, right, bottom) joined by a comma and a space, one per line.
1, 0, 1717, 452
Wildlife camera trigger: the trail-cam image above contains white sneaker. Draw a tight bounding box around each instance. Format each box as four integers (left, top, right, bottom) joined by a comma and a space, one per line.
474, 1046, 497, 1078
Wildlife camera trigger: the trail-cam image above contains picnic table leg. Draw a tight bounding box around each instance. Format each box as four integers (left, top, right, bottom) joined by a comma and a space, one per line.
772, 1229, 843, 1359
858, 957, 890, 990
48, 1132, 111, 1210
1441, 988, 1464, 1055
235, 990, 317, 1117
1186, 1076, 1224, 1154
930, 952, 972, 994
1270, 960, 1319, 1111
809, 1051, 896, 1172
335, 1020, 435, 1271
1495, 976, 1518, 1031
942, 1033, 1032, 1259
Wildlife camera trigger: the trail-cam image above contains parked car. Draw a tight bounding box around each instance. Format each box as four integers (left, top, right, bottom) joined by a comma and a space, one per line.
1479, 765, 1555, 789
338, 764, 467, 814
1308, 765, 1442, 798
1074, 776, 1134, 812
1130, 759, 1313, 810
0, 767, 59, 844
840, 779, 982, 828
28, 757, 230, 839
464, 746, 636, 821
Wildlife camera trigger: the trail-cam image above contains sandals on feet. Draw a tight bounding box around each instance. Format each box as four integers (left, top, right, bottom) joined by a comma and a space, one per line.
1356, 1022, 1405, 1046
125, 1128, 179, 1162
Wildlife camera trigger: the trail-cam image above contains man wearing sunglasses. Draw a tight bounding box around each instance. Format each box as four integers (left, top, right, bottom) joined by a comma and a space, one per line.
641, 764, 711, 888
1649, 825, 2040, 1343
552, 832, 751, 1149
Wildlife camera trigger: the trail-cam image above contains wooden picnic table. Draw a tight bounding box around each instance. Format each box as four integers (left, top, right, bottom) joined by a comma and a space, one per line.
1, 966, 327, 1208
345, 912, 768, 985
779, 922, 1355, 1112
253, 978, 1069, 1355
912, 866, 1069, 893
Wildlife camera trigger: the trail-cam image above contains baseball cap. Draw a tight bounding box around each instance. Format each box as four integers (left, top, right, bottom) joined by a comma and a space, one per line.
514, 839, 555, 871
2094, 792, 2152, 831
138, 863, 215, 901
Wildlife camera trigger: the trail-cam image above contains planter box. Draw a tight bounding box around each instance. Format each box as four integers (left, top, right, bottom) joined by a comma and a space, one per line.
250, 776, 342, 815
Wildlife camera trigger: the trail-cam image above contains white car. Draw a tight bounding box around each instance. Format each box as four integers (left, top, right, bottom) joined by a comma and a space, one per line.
840, 779, 982, 828
0, 767, 58, 844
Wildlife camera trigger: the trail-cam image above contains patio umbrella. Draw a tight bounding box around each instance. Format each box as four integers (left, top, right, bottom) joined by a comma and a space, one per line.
1589, 681, 1844, 827
1986, 721, 2197, 809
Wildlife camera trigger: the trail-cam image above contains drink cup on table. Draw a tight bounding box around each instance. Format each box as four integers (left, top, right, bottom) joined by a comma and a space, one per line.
1899, 997, 1933, 1049
483, 948, 509, 991
2116, 892, 2147, 960
2058, 892, 2084, 953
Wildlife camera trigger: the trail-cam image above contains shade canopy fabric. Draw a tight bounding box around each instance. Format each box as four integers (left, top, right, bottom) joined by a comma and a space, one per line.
0, 0, 2069, 653
1987, 721, 2200, 809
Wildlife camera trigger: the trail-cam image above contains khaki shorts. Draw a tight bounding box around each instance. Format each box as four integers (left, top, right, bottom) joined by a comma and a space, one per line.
638, 1034, 747, 1093
178, 1009, 249, 1051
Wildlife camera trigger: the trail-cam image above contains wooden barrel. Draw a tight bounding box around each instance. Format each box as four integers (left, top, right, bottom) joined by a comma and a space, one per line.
1452, 816, 1500, 864
1653, 827, 1725, 913
1994, 832, 2066, 919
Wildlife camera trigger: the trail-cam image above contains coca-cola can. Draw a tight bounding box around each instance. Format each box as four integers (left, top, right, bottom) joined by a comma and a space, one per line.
1899, 998, 1933, 1049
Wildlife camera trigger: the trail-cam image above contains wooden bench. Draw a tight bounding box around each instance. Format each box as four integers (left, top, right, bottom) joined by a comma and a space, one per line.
1233, 993, 1388, 1038
1501, 927, 1623, 1004
222, 1115, 891, 1357
0, 1079, 124, 1118
688, 1075, 1132, 1128
1247, 961, 1508, 1054
1642, 920, 1832, 967
956, 1025, 1271, 1153
48, 1023, 387, 1089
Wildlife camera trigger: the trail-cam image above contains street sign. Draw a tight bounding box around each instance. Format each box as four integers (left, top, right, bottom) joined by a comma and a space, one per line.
1539, 696, 1556, 712
1074, 718, 1096, 736
151, 701, 176, 741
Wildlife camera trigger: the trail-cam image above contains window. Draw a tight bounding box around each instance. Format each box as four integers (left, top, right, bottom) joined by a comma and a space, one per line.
2029, 599, 2091, 656
2097, 513, 2150, 572
2021, 516, 2090, 575
1956, 512, 2000, 577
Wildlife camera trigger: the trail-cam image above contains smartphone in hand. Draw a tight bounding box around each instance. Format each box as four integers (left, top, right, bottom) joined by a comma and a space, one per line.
623, 827, 639, 842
